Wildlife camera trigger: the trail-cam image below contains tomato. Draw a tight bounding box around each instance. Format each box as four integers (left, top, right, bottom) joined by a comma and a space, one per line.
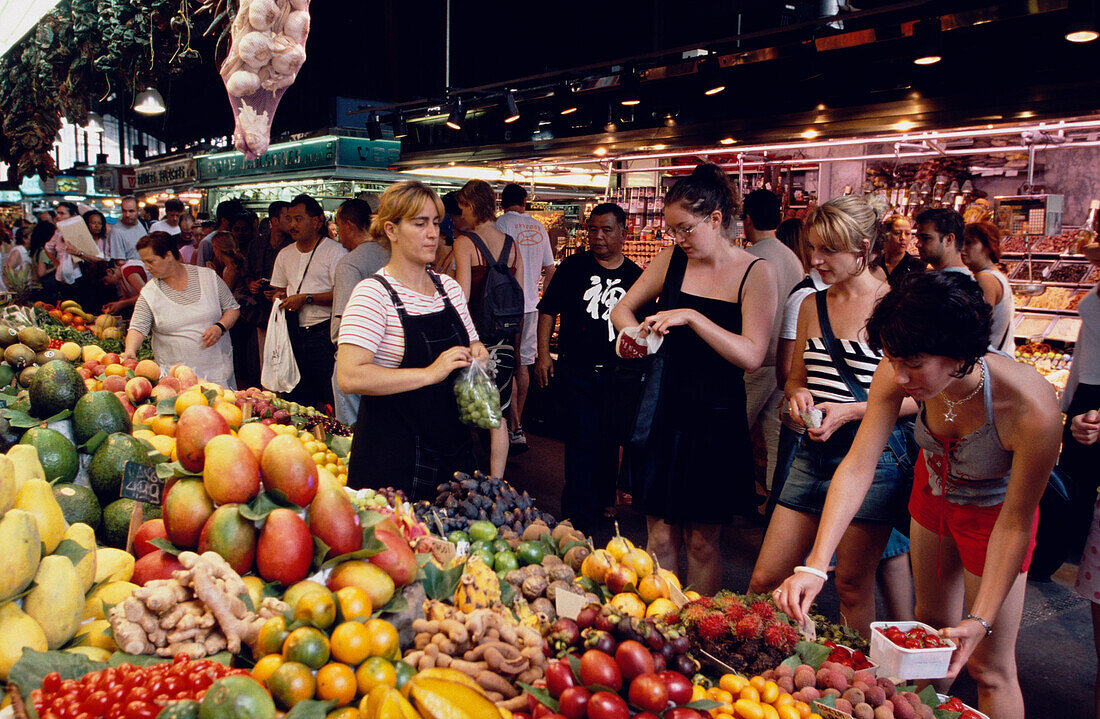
657, 671, 693, 705
173, 654, 190, 666
82, 690, 109, 716
532, 704, 554, 719
614, 640, 655, 681
544, 660, 576, 699
126, 689, 150, 704
122, 701, 158, 719
44, 673, 63, 693
162, 676, 186, 695
628, 674, 669, 714
557, 687, 590, 719
664, 709, 706, 719
61, 680, 80, 694
586, 691, 629, 719
579, 650, 622, 692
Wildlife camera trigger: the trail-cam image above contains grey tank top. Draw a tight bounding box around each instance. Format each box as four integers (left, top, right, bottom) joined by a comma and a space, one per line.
914, 358, 1013, 506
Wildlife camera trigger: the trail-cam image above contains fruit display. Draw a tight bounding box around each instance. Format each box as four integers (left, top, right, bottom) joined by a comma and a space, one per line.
109, 551, 288, 659
578, 527, 686, 620
677, 592, 802, 676
773, 659, 943, 719
414, 471, 557, 536
404, 599, 547, 710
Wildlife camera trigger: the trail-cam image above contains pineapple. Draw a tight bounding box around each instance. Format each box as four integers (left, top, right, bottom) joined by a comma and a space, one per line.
453, 556, 500, 612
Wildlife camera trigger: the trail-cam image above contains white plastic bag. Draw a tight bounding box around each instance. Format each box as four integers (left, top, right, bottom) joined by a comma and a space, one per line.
261, 298, 300, 393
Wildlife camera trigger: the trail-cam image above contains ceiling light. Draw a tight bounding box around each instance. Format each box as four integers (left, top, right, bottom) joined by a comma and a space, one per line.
801, 129, 819, 139
504, 91, 520, 123
619, 69, 641, 106
701, 56, 726, 96
85, 112, 104, 134
594, 147, 607, 156
393, 111, 408, 138
560, 106, 578, 116
913, 18, 942, 65
815, 103, 827, 111
133, 87, 166, 115
445, 99, 465, 130
719, 137, 736, 145
1066, 0, 1099, 42
893, 119, 916, 131
704, 84, 726, 96
366, 113, 383, 140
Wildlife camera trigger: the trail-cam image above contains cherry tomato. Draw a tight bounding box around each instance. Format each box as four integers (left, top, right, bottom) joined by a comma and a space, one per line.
82, 690, 109, 716
127, 688, 151, 704
43, 672, 63, 693
173, 654, 190, 666
123, 701, 159, 719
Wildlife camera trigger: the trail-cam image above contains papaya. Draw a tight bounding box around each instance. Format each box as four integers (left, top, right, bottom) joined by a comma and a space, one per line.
13, 478, 69, 554
0, 509, 41, 601
23, 555, 84, 648
0, 603, 48, 681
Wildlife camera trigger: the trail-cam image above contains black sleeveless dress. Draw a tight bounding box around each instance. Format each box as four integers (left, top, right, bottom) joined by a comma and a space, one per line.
625, 247, 760, 525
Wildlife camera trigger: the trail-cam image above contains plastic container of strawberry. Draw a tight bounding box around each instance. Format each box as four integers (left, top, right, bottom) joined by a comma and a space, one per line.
937, 693, 990, 719
869, 621, 955, 680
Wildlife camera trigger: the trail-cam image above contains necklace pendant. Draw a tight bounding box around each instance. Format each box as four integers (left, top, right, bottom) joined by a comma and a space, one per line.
944, 407, 957, 422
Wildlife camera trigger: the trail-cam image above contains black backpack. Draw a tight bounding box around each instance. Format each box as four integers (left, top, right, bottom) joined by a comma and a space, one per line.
466, 231, 524, 339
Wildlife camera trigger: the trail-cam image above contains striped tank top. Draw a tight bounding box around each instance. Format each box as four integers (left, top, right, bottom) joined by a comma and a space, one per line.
803, 336, 882, 403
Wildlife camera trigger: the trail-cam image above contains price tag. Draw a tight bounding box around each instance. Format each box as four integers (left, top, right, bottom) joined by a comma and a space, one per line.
555, 588, 587, 621
120, 461, 166, 505
669, 582, 689, 608
813, 701, 854, 719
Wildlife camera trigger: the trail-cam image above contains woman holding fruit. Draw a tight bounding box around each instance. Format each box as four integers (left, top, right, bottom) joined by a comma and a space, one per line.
774, 271, 1061, 719
611, 163, 776, 595
336, 181, 488, 500
121, 232, 240, 389
748, 194, 917, 639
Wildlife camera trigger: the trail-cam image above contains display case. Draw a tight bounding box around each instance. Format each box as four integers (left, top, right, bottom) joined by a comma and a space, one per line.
994, 195, 1064, 236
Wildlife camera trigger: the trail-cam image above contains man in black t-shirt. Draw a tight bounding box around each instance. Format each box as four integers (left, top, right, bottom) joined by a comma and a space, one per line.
536, 204, 643, 532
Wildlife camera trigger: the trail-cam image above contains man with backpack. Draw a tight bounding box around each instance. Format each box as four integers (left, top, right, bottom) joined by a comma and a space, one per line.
453, 180, 526, 478
496, 183, 556, 452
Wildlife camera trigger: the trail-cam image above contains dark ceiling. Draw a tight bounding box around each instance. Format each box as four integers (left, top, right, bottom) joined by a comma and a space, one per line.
125, 0, 1100, 162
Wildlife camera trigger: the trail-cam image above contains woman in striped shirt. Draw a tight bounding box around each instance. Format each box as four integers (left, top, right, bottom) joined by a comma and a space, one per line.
750, 195, 918, 637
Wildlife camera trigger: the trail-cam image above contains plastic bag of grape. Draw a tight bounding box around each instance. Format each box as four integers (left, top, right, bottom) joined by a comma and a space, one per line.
453, 361, 501, 429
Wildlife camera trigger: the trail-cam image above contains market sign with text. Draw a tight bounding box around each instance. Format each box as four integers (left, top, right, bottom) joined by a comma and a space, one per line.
196, 136, 400, 181
135, 157, 197, 191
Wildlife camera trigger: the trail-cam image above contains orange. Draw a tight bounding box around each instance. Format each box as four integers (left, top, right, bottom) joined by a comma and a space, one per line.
214, 401, 243, 430
609, 592, 646, 619
150, 414, 178, 437
174, 390, 208, 415
252, 654, 285, 684
362, 618, 400, 659
267, 661, 317, 709
132, 429, 156, 442
316, 663, 357, 706
104, 363, 127, 377
295, 591, 336, 630
256, 616, 290, 656
283, 626, 330, 669
148, 435, 175, 458
330, 621, 371, 666
355, 656, 396, 695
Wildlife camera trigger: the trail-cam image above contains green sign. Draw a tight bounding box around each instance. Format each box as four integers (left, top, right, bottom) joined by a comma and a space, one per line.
196, 136, 400, 181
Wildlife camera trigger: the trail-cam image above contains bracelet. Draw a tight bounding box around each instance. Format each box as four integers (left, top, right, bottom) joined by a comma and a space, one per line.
794, 565, 828, 581
214, 322, 227, 334
964, 613, 993, 636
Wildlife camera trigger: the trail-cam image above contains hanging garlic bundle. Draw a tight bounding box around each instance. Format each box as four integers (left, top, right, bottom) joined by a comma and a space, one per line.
219, 0, 311, 158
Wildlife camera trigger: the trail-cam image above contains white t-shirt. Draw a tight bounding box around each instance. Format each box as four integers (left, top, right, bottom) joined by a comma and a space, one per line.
108, 221, 148, 261
271, 237, 347, 327
780, 270, 829, 341
149, 220, 181, 236
338, 268, 479, 368
495, 210, 554, 312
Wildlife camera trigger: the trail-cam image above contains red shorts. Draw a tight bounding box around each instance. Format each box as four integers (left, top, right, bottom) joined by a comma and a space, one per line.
909, 450, 1039, 576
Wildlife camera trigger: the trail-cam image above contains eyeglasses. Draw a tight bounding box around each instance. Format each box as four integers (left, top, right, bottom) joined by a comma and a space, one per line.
662, 215, 711, 242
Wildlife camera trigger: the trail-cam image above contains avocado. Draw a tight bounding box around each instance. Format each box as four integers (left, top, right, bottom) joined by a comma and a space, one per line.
52, 483, 101, 532
15, 327, 48, 352
19, 426, 79, 483
88, 432, 151, 502
100, 498, 157, 549
72, 391, 130, 446
29, 360, 87, 419
3, 344, 34, 369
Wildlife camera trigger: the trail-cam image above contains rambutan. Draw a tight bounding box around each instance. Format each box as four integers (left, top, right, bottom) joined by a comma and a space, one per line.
734, 614, 763, 641
749, 600, 776, 621
763, 621, 800, 652
724, 602, 749, 623
695, 596, 716, 609
680, 603, 709, 624
696, 613, 729, 640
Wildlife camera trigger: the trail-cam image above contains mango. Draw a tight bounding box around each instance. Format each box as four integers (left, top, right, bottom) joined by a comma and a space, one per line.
131, 550, 185, 586
0, 509, 41, 601
64, 522, 98, 592
202, 435, 260, 504
14, 478, 68, 554
175, 405, 230, 473
83, 580, 138, 621
0, 455, 15, 514
198, 504, 257, 575
369, 529, 418, 588
308, 488, 362, 558
72, 619, 118, 652
6, 444, 45, 492
256, 508, 312, 586
94, 547, 135, 583
0, 603, 48, 681
24, 555, 84, 648
162, 479, 215, 549
260, 435, 319, 507
237, 422, 276, 462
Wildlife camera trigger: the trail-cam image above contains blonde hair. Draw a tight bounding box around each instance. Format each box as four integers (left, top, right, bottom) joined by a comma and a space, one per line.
804, 194, 888, 268
369, 181, 444, 246
210, 231, 243, 267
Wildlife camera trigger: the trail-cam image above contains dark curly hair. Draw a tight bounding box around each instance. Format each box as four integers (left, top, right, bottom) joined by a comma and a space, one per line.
867, 271, 991, 378
664, 163, 740, 234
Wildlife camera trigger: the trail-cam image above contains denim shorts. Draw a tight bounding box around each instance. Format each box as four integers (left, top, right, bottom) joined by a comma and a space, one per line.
776, 428, 910, 524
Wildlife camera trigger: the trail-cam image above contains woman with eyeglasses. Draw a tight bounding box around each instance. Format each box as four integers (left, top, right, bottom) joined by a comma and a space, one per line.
611, 163, 777, 595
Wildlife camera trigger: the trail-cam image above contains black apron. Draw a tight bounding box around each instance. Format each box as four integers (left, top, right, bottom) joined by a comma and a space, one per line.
347, 271, 476, 500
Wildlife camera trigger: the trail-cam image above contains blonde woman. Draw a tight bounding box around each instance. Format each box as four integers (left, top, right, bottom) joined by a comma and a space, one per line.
337, 181, 487, 497
749, 195, 918, 637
